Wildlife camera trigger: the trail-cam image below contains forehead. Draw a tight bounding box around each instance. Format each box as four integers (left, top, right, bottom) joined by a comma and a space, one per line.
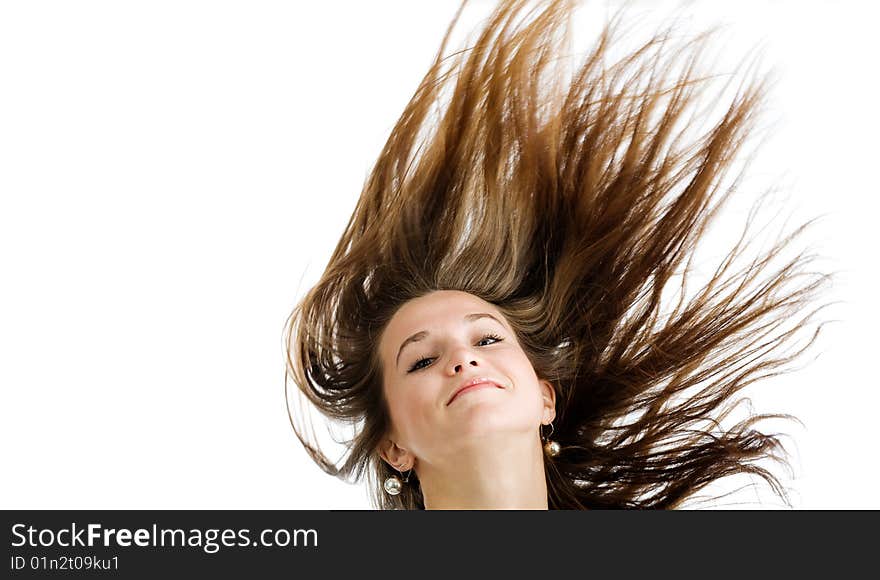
380, 291, 501, 350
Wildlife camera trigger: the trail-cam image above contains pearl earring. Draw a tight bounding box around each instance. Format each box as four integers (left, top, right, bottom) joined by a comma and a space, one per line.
542, 422, 561, 457
383, 466, 411, 496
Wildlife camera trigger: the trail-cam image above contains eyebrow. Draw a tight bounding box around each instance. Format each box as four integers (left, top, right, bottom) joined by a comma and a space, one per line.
395, 312, 505, 369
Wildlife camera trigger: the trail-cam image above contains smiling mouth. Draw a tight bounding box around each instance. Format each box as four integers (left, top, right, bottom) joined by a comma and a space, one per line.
447, 381, 503, 405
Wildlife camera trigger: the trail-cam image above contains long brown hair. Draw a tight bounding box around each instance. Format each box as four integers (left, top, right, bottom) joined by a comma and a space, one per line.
283, 0, 832, 509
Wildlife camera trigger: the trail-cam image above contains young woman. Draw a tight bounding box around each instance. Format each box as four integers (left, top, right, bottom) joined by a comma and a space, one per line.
283, 0, 830, 509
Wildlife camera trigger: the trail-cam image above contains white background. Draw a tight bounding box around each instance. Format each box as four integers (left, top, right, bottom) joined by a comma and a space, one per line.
1, 1, 876, 509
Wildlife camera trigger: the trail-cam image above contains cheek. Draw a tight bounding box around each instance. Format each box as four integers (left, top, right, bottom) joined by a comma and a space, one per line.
386, 385, 437, 434
508, 350, 539, 384
509, 355, 545, 410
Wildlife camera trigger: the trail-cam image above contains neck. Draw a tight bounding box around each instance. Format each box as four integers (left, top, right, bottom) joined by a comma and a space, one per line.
416, 434, 549, 510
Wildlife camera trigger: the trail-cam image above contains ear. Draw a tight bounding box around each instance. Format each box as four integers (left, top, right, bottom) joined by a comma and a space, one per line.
539, 379, 557, 425
378, 436, 415, 472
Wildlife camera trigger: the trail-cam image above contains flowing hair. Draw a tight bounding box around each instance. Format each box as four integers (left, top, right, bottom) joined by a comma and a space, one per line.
283, 0, 832, 509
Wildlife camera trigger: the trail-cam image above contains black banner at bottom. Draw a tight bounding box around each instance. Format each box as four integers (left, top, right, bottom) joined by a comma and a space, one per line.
1, 510, 874, 577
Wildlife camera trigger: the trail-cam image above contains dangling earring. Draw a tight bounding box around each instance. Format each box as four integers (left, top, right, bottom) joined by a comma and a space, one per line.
383, 465, 411, 496
541, 422, 561, 457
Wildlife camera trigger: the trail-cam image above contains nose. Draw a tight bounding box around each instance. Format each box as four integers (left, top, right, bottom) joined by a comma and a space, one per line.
446, 345, 480, 375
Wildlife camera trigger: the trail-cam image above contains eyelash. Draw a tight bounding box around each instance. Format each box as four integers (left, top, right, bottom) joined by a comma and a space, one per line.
407, 333, 504, 373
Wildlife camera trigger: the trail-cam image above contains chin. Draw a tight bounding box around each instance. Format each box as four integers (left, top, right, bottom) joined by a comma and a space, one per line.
449, 406, 530, 437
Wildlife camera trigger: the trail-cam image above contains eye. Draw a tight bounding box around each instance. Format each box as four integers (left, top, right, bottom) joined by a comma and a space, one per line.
477, 333, 504, 346
407, 357, 432, 373
407, 333, 505, 373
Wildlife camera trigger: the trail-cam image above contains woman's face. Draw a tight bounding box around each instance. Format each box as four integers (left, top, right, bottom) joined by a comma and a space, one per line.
377, 290, 556, 469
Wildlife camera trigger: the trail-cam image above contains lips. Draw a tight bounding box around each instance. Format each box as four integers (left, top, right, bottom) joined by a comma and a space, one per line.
447, 377, 504, 406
